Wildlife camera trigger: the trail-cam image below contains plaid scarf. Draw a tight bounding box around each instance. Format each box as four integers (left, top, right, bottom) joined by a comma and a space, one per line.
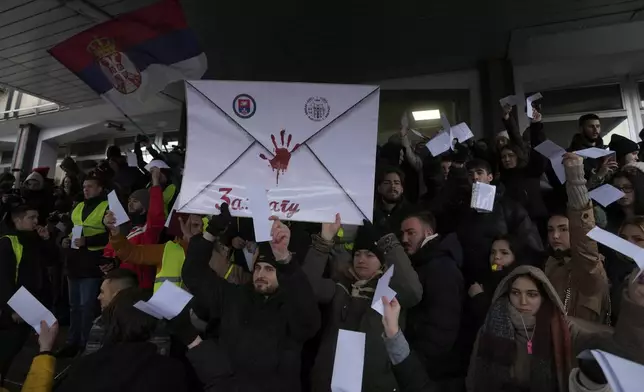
470, 297, 571, 392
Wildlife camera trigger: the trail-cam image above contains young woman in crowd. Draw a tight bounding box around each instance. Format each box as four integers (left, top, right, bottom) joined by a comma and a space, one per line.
302, 214, 422, 392
606, 166, 644, 233
467, 266, 573, 392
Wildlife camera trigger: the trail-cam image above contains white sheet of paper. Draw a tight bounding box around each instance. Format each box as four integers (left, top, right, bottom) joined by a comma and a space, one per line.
126, 152, 138, 167
440, 112, 451, 132
471, 182, 496, 213
587, 227, 644, 279
371, 265, 397, 316
165, 195, 180, 227
589, 184, 625, 208
451, 122, 474, 144
534, 140, 567, 184
574, 147, 613, 159
330, 329, 366, 392
107, 190, 130, 226
248, 188, 273, 242
145, 159, 170, 171
589, 350, 644, 392
499, 95, 519, 107
7, 287, 57, 334
426, 131, 451, 157
71, 225, 83, 249
134, 281, 193, 320
526, 92, 543, 119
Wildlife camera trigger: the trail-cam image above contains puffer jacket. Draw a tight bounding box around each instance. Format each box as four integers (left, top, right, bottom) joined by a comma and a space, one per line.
302, 233, 423, 392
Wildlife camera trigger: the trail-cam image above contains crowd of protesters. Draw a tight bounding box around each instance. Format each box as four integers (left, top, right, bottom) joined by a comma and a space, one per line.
0, 106, 643, 392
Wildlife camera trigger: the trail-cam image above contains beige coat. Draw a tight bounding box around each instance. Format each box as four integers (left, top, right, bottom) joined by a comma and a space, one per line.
544, 202, 611, 324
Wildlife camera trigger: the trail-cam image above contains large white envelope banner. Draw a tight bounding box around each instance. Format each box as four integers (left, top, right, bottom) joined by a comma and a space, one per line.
179, 80, 380, 225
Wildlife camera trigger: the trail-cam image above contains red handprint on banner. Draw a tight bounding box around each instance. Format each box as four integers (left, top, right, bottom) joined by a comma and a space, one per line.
259, 129, 301, 186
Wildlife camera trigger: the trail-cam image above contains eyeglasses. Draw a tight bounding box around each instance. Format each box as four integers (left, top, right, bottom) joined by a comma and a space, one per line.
616, 185, 634, 193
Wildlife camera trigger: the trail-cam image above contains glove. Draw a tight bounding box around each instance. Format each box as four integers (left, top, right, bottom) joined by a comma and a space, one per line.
207, 203, 234, 240
168, 304, 199, 347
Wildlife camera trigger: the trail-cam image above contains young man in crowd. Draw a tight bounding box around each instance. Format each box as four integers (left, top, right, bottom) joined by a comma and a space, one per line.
182, 203, 320, 392
569, 113, 618, 189
58, 175, 109, 357
0, 202, 55, 384
544, 152, 611, 324
373, 167, 414, 236
400, 212, 464, 391
439, 158, 544, 284
102, 167, 166, 291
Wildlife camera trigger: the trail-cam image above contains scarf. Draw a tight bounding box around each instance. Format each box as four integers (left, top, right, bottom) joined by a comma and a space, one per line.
347, 268, 382, 299
471, 296, 571, 392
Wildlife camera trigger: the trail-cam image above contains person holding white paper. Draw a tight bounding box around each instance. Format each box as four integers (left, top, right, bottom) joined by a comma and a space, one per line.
57, 175, 110, 358
608, 134, 639, 167
181, 203, 320, 392
102, 167, 166, 290
301, 214, 422, 392
544, 153, 611, 324
569, 114, 615, 189
0, 202, 57, 381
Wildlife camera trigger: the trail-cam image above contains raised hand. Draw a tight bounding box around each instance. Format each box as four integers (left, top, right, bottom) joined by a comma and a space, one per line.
381, 296, 401, 338
38, 321, 59, 352
269, 216, 291, 262
103, 210, 119, 234
321, 213, 341, 241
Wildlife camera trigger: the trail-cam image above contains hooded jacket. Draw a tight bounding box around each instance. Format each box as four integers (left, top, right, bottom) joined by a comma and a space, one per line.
467, 266, 572, 392
302, 232, 423, 392
405, 233, 464, 379
182, 234, 320, 392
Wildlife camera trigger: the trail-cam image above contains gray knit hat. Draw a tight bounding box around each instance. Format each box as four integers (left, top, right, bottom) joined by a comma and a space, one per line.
129, 189, 150, 211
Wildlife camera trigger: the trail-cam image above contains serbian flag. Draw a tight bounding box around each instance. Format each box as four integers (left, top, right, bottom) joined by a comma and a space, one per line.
49, 0, 206, 111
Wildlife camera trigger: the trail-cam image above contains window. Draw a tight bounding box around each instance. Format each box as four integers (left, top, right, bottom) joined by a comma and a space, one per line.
69, 140, 108, 157
529, 84, 623, 116
1, 150, 12, 164
542, 117, 628, 148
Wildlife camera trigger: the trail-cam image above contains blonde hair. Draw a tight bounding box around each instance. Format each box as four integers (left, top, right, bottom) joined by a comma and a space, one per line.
618, 216, 644, 236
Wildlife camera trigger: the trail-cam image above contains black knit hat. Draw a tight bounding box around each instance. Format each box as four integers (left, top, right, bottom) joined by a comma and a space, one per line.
255, 242, 278, 268
609, 134, 638, 162
352, 225, 385, 264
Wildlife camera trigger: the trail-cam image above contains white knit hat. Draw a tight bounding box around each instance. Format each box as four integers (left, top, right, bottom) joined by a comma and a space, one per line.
23, 171, 44, 190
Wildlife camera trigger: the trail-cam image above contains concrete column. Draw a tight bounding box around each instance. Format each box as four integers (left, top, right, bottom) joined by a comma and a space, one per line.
33, 140, 58, 177
10, 123, 40, 183
478, 59, 516, 140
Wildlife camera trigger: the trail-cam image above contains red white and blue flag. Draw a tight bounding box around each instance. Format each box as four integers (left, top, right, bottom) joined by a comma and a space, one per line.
49, 0, 206, 110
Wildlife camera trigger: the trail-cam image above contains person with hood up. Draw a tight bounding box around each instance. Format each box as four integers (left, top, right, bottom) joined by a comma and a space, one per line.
399, 212, 464, 389
466, 265, 573, 392
181, 203, 320, 392
21, 286, 188, 392
544, 153, 611, 324
106, 145, 148, 199
302, 213, 422, 392
60, 156, 85, 186
449, 158, 544, 285
102, 167, 166, 290
58, 175, 109, 357
0, 201, 55, 386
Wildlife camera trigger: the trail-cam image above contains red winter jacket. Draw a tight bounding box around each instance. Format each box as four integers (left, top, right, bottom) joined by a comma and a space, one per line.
103, 186, 165, 289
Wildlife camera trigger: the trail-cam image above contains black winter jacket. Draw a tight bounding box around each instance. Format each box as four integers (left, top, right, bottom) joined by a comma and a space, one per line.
182, 234, 320, 392
405, 234, 464, 380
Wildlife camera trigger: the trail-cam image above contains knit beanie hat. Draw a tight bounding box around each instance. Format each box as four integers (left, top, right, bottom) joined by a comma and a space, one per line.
106, 145, 122, 160
23, 170, 44, 190
255, 242, 278, 268
608, 134, 638, 162
352, 225, 385, 265
129, 189, 150, 211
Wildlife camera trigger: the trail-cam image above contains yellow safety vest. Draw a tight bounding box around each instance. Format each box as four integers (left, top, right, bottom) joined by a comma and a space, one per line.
71, 201, 109, 251
154, 241, 185, 292
2, 235, 22, 282
337, 228, 354, 251
163, 184, 177, 217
